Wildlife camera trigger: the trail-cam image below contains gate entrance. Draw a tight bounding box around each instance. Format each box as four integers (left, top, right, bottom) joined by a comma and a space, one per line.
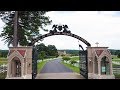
30, 25, 91, 79
6, 25, 115, 79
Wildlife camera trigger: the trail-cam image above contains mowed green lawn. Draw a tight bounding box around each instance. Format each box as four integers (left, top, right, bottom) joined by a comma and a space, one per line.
0, 58, 7, 65
61, 61, 80, 73
37, 60, 47, 73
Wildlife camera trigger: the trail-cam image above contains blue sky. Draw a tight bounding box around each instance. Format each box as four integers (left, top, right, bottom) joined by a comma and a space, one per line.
0, 11, 120, 50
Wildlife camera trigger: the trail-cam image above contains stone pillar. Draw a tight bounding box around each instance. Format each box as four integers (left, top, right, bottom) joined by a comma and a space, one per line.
26, 60, 27, 75
98, 60, 101, 75
110, 62, 113, 75
93, 60, 95, 74
21, 59, 24, 77
6, 62, 10, 78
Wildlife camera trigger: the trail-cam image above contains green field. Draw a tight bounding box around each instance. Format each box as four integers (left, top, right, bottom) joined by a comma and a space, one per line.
61, 61, 80, 73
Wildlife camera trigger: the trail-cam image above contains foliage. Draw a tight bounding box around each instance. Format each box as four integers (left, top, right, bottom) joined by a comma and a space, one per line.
62, 56, 70, 62
0, 11, 52, 46
117, 53, 120, 58
36, 43, 59, 58
39, 51, 46, 61
0, 50, 8, 58
47, 45, 58, 57
109, 49, 120, 55
0, 71, 7, 79
70, 56, 79, 61
70, 60, 77, 65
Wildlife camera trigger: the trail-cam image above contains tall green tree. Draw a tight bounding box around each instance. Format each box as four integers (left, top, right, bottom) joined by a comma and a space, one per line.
0, 11, 52, 46
36, 43, 47, 53
36, 43, 59, 58
47, 45, 58, 57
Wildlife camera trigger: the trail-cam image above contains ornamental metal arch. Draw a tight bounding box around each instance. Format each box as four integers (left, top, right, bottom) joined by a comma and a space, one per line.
29, 24, 91, 47
30, 24, 91, 79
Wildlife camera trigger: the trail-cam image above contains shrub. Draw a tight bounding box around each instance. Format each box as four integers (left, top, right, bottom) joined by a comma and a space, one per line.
70, 60, 77, 66
62, 56, 70, 62
117, 53, 120, 58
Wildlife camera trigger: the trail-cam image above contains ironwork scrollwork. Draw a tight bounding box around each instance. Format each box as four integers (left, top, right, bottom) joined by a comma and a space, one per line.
50, 24, 71, 33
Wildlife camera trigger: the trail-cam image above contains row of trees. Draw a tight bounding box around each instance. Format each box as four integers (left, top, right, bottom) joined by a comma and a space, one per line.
110, 50, 120, 55
0, 50, 8, 58
36, 43, 59, 61
109, 49, 120, 58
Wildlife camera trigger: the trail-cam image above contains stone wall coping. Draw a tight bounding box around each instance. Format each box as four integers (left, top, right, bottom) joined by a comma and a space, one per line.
87, 47, 108, 48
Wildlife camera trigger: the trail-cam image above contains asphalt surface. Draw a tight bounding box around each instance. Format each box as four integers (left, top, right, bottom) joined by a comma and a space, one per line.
40, 58, 73, 73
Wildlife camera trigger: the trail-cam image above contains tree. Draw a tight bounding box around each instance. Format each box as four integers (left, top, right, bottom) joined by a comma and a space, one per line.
115, 50, 120, 55
13, 11, 18, 46
39, 51, 46, 61
0, 51, 1, 57
47, 45, 58, 57
117, 53, 120, 58
0, 11, 52, 46
36, 43, 58, 58
36, 43, 47, 53
0, 50, 8, 58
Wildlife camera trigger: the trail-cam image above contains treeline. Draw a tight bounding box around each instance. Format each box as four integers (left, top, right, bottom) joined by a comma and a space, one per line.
0, 50, 8, 58
59, 49, 120, 56
109, 49, 120, 55
0, 48, 120, 58
58, 50, 80, 56
0, 43, 59, 59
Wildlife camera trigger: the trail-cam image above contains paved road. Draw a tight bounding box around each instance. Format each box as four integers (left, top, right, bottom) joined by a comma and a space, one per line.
40, 58, 73, 73
36, 73, 84, 79
36, 58, 84, 79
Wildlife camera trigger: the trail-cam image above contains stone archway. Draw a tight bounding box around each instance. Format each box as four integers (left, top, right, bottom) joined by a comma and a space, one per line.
6, 47, 32, 79
11, 57, 21, 77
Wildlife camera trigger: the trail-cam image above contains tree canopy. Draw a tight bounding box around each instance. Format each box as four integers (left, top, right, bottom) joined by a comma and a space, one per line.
36, 43, 59, 59
0, 11, 52, 46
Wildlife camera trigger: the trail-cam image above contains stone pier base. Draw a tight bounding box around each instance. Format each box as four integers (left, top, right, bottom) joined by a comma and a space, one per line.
88, 73, 115, 79
6, 74, 32, 79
